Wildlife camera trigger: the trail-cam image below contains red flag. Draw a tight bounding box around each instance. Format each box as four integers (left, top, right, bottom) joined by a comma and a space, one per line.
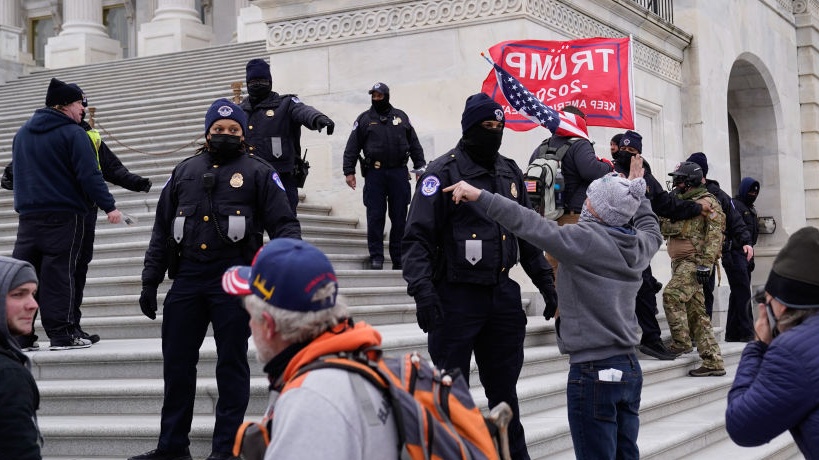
482, 37, 634, 131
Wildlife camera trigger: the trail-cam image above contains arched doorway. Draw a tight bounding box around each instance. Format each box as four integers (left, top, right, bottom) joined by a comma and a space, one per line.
727, 55, 782, 246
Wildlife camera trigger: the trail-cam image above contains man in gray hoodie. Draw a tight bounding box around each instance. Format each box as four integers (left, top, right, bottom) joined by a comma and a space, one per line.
0, 256, 42, 459
445, 154, 662, 460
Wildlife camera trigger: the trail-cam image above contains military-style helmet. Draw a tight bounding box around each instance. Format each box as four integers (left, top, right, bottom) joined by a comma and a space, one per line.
668, 161, 703, 189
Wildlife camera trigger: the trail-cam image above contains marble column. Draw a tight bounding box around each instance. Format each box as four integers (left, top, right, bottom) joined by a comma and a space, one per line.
0, 1, 24, 83
795, 0, 819, 228
137, 0, 213, 56
237, 0, 266, 43
44, 0, 122, 69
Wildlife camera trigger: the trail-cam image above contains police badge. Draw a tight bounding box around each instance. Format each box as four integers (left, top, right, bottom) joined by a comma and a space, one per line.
230, 173, 244, 188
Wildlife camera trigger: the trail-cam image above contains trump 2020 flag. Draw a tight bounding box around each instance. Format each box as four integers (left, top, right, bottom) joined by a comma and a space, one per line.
482, 37, 634, 131
485, 55, 589, 139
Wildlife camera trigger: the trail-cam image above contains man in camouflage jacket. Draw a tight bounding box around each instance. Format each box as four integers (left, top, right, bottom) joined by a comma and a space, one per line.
661, 161, 727, 377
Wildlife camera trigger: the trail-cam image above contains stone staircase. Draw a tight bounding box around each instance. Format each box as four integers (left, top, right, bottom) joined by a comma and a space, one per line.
0, 41, 802, 459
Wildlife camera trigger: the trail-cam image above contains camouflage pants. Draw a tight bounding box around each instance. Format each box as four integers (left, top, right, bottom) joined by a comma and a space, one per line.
662, 259, 724, 369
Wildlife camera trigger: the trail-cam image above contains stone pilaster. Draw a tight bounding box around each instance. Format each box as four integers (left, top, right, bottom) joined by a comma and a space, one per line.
137, 0, 213, 56
237, 0, 265, 43
44, 0, 122, 69
0, 0, 24, 82
794, 0, 819, 228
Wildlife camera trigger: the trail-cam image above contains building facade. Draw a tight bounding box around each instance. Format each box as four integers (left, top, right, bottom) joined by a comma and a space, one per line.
2, 0, 815, 294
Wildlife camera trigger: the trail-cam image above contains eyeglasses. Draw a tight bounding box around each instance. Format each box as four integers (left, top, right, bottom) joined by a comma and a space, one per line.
481, 120, 504, 130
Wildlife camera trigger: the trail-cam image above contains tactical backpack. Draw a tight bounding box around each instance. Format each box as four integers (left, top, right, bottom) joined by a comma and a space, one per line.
234, 350, 506, 460
524, 137, 580, 220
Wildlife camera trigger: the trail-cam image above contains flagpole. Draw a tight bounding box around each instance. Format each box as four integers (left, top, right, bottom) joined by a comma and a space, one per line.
628, 35, 636, 130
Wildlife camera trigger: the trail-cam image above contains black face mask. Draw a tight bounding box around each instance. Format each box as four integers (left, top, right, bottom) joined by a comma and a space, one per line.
247, 81, 272, 101
80, 110, 86, 123
613, 149, 634, 171
462, 124, 502, 169
208, 134, 243, 164
372, 98, 390, 114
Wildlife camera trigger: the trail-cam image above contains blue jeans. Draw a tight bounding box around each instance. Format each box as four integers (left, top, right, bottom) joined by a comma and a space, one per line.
567, 353, 642, 460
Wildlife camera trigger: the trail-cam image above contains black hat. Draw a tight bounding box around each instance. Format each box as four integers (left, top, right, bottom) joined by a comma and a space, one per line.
246, 59, 271, 82
45, 78, 84, 107
765, 226, 819, 309
619, 130, 642, 153
368, 82, 389, 96
686, 152, 709, 176
461, 93, 504, 134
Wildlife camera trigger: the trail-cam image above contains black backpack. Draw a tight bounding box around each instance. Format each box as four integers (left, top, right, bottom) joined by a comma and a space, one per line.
524, 137, 579, 219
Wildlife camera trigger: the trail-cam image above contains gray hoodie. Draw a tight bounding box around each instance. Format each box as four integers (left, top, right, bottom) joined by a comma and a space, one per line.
475, 191, 662, 363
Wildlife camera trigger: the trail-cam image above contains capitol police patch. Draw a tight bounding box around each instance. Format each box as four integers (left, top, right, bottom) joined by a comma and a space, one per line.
272, 172, 285, 191
292, 97, 302, 104
421, 175, 441, 196
217, 105, 234, 117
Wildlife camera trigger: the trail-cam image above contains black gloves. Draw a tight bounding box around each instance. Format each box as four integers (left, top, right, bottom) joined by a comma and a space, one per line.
748, 258, 755, 273
1, 165, 12, 191
695, 265, 711, 285
140, 284, 158, 320
138, 177, 152, 193
414, 292, 442, 333
540, 286, 558, 320
316, 115, 335, 135
651, 276, 663, 294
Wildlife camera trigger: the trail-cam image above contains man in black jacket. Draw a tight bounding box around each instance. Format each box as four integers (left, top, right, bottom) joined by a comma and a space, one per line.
240, 58, 335, 214
530, 105, 612, 272
613, 131, 709, 360
722, 177, 761, 341
686, 152, 752, 318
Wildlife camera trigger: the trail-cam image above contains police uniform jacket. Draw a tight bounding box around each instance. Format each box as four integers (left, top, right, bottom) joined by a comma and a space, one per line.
705, 179, 750, 251
342, 105, 425, 175
240, 92, 328, 174
734, 178, 759, 247
142, 150, 301, 286
402, 144, 555, 299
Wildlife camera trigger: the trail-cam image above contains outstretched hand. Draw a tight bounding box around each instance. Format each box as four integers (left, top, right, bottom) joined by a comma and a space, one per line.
628, 154, 645, 180
443, 181, 481, 204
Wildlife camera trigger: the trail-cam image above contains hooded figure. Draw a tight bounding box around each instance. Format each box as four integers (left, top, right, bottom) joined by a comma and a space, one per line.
0, 256, 42, 459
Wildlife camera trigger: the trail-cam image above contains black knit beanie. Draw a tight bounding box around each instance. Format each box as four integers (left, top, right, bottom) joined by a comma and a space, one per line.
765, 226, 819, 309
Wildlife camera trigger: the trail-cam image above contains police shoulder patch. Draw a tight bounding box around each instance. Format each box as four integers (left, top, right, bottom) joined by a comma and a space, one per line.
421, 175, 441, 197
271, 172, 286, 191
291, 96, 302, 104
352, 121, 358, 130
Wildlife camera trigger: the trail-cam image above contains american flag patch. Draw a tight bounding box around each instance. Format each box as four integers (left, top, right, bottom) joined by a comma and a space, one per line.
525, 180, 538, 193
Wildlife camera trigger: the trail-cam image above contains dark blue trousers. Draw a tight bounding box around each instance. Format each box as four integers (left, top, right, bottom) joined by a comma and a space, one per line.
567, 353, 642, 460
722, 248, 754, 341
363, 167, 410, 264
13, 211, 85, 342
158, 274, 251, 454
278, 172, 299, 215
428, 278, 530, 460
635, 266, 661, 344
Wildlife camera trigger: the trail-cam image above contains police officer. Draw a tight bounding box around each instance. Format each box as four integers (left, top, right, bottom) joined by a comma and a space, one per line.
240, 58, 335, 214
131, 99, 301, 460
661, 161, 726, 377
723, 177, 761, 341
686, 152, 752, 318
612, 131, 707, 361
402, 93, 558, 460
343, 82, 426, 270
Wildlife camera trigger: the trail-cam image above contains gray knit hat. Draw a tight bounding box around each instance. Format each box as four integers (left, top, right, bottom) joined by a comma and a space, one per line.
586, 173, 646, 226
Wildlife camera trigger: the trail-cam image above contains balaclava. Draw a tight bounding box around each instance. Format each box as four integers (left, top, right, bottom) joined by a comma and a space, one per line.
368, 82, 391, 114
460, 93, 505, 169
246, 59, 272, 103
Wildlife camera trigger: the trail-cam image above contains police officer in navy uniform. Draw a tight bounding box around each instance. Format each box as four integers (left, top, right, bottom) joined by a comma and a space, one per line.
343, 82, 426, 270
131, 99, 301, 460
240, 58, 335, 214
402, 93, 558, 460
